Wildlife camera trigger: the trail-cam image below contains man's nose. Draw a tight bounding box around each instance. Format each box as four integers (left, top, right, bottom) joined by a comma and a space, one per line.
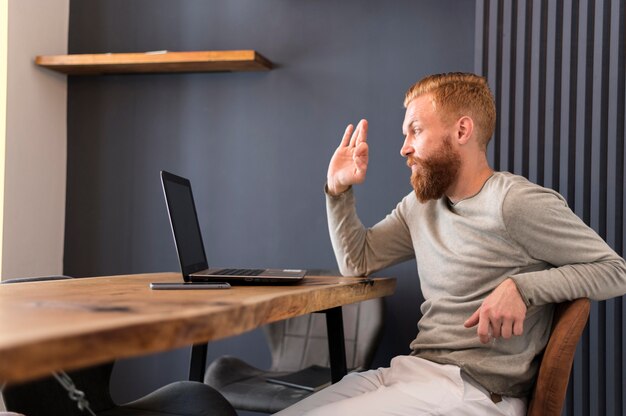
401, 138, 413, 157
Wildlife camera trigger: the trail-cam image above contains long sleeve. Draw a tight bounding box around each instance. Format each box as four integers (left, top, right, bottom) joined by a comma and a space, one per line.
325, 186, 415, 276
504, 183, 626, 305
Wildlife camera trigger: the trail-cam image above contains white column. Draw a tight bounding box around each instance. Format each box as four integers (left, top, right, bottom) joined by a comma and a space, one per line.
1, 0, 69, 280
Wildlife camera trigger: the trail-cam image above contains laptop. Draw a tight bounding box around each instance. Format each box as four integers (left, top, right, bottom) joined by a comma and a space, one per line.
160, 170, 307, 284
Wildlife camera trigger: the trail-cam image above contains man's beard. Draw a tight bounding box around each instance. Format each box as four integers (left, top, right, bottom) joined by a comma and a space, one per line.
407, 137, 461, 203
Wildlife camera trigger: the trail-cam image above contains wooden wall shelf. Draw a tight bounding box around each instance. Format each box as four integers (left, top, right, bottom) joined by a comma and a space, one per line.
34, 50, 273, 75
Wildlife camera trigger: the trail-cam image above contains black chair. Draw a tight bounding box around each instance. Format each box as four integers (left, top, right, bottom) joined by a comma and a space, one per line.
204, 282, 385, 414
1, 276, 236, 416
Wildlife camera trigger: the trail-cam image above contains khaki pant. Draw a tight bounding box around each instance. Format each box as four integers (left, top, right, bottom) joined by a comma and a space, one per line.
275, 356, 526, 416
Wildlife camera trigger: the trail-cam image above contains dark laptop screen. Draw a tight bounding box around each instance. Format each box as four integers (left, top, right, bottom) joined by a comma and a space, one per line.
161, 172, 208, 277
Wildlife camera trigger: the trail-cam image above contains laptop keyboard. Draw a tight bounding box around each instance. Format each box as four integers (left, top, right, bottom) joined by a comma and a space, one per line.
213, 268, 265, 276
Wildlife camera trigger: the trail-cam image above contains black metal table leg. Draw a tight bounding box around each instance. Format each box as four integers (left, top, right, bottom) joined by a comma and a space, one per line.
323, 306, 347, 383
189, 343, 208, 382
190, 307, 348, 384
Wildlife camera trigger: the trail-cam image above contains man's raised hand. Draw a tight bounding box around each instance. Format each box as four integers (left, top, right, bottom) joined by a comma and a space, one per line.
327, 119, 369, 196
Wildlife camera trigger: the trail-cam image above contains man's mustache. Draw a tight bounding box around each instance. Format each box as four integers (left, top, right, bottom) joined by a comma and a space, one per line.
406, 156, 423, 169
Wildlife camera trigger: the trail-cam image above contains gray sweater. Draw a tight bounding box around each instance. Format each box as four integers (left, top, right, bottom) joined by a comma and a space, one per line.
326, 171, 626, 397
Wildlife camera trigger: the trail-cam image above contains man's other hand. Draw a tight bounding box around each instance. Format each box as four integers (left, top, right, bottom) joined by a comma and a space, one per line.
464, 278, 527, 344
327, 119, 369, 196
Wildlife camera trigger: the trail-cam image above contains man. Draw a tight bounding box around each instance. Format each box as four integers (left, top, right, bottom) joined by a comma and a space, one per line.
276, 73, 626, 415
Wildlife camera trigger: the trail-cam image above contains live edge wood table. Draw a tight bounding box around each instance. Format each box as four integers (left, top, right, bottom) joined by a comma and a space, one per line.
0, 272, 396, 386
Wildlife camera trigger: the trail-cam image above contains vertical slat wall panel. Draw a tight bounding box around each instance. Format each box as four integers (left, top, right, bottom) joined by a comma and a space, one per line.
475, 1, 626, 415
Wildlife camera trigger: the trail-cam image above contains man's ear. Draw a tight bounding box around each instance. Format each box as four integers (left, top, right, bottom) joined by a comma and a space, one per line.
456, 116, 474, 145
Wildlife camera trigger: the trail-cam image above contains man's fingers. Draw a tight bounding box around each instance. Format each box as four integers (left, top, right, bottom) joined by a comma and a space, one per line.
500, 323, 512, 339
500, 317, 514, 339
464, 308, 480, 328
467, 278, 527, 343
354, 141, 368, 158
355, 157, 367, 171
349, 121, 361, 147
490, 319, 502, 339
341, 124, 354, 147
477, 316, 491, 344
513, 318, 524, 336
342, 119, 368, 148
356, 119, 368, 145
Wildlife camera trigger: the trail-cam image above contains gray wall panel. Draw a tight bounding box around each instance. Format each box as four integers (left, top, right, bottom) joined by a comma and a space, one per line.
476, 1, 626, 414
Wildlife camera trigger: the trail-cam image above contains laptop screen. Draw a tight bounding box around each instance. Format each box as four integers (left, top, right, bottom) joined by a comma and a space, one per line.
161, 171, 208, 277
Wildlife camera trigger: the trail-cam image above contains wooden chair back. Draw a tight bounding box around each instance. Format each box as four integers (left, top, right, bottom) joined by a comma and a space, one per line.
527, 298, 591, 416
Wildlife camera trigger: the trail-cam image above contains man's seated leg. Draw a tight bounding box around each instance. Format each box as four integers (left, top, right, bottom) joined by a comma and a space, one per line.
275, 356, 526, 416
274, 366, 384, 415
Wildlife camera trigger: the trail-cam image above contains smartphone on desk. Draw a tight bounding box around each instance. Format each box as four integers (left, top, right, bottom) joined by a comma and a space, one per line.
150, 282, 231, 290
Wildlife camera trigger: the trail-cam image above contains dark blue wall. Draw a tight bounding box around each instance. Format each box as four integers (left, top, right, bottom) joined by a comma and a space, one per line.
66, 0, 475, 406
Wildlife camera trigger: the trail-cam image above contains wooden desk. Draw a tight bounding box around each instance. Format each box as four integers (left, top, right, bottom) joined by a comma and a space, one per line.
0, 273, 396, 385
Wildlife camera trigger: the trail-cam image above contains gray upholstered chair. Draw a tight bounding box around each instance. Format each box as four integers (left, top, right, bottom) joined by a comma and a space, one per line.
204, 295, 385, 414
1, 276, 237, 416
